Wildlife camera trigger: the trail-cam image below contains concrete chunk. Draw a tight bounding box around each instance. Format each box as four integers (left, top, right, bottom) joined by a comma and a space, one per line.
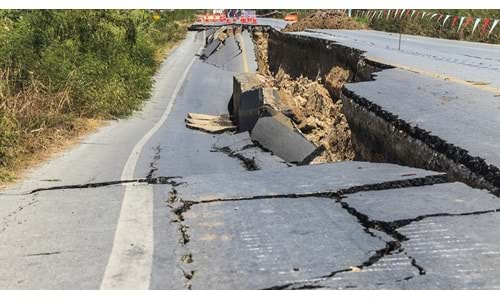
232, 73, 266, 132
200, 38, 221, 59
250, 107, 316, 163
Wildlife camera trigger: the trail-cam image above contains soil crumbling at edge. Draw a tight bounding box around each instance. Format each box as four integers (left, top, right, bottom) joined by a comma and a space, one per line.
252, 28, 355, 163
282, 10, 367, 33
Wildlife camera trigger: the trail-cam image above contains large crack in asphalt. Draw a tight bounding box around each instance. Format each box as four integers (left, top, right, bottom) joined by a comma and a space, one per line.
167, 187, 195, 289
178, 174, 447, 205
146, 145, 162, 181
265, 198, 500, 290
211, 144, 260, 171
0, 176, 185, 196
166, 174, 446, 289
161, 171, 500, 290
342, 88, 500, 196
258, 26, 500, 195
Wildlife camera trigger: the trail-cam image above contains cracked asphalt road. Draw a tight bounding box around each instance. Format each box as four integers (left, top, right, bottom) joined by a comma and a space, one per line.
1, 24, 500, 290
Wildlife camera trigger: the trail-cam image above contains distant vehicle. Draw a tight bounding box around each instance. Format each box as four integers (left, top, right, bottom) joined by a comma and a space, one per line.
284, 12, 299, 22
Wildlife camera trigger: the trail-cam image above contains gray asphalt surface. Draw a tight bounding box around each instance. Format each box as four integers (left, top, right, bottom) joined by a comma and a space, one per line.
303, 29, 500, 89
1, 24, 500, 290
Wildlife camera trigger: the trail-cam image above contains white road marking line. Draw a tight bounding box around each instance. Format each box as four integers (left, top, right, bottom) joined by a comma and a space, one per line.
100, 185, 154, 289
100, 38, 203, 289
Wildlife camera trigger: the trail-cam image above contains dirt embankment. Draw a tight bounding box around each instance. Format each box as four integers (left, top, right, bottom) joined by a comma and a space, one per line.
252, 31, 270, 75
252, 29, 355, 163
283, 10, 366, 32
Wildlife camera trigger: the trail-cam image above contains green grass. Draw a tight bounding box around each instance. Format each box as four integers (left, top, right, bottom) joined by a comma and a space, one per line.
0, 10, 195, 182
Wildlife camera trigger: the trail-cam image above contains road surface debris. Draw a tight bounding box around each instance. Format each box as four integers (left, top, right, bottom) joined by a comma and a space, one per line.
185, 113, 235, 134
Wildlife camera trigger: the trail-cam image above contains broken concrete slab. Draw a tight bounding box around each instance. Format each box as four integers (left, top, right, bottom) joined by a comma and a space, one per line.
175, 161, 445, 202
185, 113, 235, 134
183, 197, 389, 289
343, 182, 500, 223
204, 36, 240, 68
232, 73, 266, 132
213, 25, 229, 41
250, 107, 318, 163
231, 146, 289, 170
200, 38, 221, 59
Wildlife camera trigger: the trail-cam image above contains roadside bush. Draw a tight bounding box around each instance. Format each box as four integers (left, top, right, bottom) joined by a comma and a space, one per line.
0, 9, 194, 180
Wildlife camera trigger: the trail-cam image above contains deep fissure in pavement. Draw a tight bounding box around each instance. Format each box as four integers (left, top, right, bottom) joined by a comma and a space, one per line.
169, 170, 500, 289
167, 188, 195, 289
192, 25, 500, 195
211, 145, 261, 171
0, 176, 185, 196
146, 145, 162, 181
172, 174, 449, 289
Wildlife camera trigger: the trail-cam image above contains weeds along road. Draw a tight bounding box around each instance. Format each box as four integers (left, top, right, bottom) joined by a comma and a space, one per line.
1, 19, 500, 289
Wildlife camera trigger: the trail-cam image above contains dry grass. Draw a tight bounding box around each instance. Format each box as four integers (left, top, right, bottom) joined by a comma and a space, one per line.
0, 10, 194, 186
0, 118, 104, 189
0, 69, 103, 185
0, 31, 188, 186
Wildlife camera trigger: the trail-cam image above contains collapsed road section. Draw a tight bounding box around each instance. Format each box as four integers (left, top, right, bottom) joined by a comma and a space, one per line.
250, 26, 500, 196
189, 23, 500, 192
168, 23, 500, 289
191, 23, 500, 194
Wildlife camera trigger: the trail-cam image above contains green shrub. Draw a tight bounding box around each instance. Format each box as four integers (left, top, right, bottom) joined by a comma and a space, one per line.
0, 9, 195, 180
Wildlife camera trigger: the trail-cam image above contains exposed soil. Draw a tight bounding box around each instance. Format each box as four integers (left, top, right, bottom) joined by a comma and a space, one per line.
252, 31, 270, 75
264, 69, 355, 163
252, 27, 355, 163
282, 10, 366, 33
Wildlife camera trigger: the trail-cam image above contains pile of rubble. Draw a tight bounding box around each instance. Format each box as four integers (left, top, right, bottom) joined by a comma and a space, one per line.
263, 68, 355, 163
249, 26, 355, 163
282, 10, 366, 32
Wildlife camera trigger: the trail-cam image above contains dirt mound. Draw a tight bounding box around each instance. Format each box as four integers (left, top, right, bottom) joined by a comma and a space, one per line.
283, 10, 366, 32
